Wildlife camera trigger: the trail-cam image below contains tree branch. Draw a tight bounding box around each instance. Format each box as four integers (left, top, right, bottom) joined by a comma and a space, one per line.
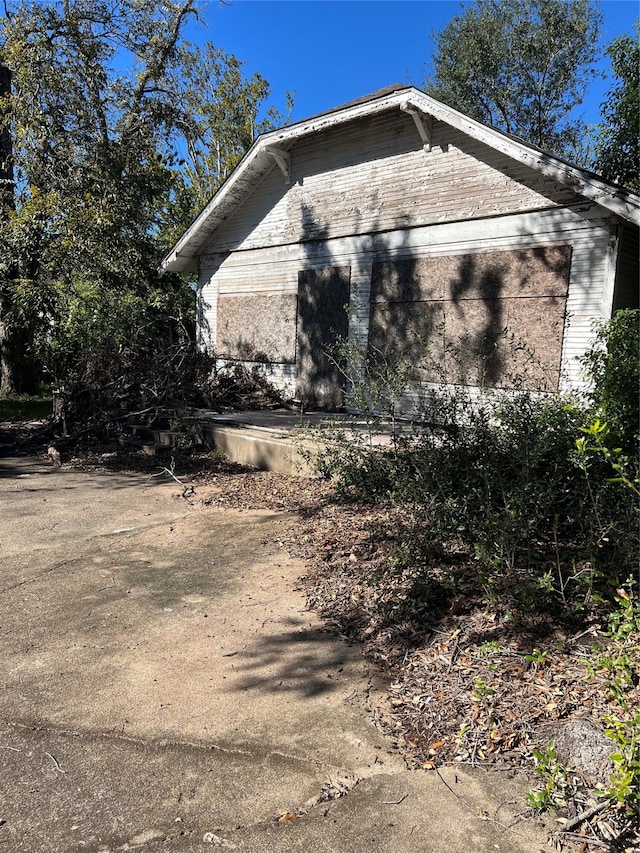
123, 0, 197, 143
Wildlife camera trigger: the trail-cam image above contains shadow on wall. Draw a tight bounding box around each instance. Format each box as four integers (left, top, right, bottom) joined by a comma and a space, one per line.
201, 163, 573, 408
293, 202, 351, 410
296, 196, 571, 404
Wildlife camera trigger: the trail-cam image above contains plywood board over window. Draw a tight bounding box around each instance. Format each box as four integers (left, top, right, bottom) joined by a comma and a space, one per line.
296, 266, 351, 408
369, 245, 571, 391
216, 293, 298, 362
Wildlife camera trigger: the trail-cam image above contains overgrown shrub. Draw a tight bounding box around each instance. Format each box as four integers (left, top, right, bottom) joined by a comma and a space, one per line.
59, 335, 215, 435
580, 309, 639, 454
312, 314, 639, 611
311, 312, 639, 846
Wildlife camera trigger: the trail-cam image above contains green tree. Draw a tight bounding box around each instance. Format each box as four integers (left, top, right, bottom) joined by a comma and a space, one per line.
594, 25, 639, 191
0, 0, 288, 394
0, 0, 198, 393
163, 42, 293, 245
426, 0, 603, 163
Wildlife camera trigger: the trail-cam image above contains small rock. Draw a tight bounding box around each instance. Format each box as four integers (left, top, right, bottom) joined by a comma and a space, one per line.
537, 718, 615, 782
202, 832, 236, 848
47, 446, 61, 467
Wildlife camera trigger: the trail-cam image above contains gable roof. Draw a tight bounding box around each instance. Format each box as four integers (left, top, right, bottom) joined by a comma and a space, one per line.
162, 85, 640, 273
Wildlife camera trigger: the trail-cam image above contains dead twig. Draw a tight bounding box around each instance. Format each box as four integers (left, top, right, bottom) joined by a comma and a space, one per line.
435, 767, 463, 802
447, 628, 461, 673
560, 799, 610, 833
381, 794, 408, 805
151, 456, 183, 485
151, 458, 195, 501
554, 829, 615, 849
44, 752, 66, 773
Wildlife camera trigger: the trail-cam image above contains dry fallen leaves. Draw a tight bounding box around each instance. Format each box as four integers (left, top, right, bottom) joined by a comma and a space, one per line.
277, 812, 299, 823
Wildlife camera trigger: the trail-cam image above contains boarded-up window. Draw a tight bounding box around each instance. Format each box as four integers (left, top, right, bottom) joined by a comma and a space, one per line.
296, 266, 351, 408
369, 245, 571, 390
216, 293, 297, 362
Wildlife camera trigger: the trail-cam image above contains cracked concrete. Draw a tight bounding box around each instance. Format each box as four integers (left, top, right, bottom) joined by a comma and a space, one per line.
0, 456, 551, 851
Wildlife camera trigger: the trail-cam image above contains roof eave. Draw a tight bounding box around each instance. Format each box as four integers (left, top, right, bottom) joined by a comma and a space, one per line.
161, 87, 421, 272
403, 91, 640, 225
161, 86, 640, 272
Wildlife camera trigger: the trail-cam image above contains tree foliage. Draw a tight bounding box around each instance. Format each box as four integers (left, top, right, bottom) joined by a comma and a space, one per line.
580, 309, 640, 455
165, 43, 293, 243
426, 0, 603, 163
0, 0, 289, 394
594, 25, 639, 191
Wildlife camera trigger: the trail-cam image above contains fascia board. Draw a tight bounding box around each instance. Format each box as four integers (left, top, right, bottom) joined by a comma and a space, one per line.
160, 138, 268, 273
405, 92, 640, 226
161, 86, 640, 272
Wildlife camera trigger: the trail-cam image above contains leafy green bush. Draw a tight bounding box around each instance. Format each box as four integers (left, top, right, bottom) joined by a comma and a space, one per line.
581, 309, 639, 454
312, 313, 639, 611
317, 389, 611, 607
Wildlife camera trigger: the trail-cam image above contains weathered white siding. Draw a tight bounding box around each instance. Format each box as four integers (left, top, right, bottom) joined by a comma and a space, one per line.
200, 206, 613, 398
204, 112, 584, 254
196, 107, 622, 405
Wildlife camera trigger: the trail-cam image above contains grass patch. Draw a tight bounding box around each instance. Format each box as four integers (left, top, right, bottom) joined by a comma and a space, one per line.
0, 395, 52, 422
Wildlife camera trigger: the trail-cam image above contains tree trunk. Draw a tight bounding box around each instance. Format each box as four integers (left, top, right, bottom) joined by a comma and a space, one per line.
0, 62, 19, 395
0, 63, 13, 210
0, 315, 16, 395
0, 307, 38, 395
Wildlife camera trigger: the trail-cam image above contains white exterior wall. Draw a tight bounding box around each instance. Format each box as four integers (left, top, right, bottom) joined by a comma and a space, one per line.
207, 113, 583, 253
196, 109, 618, 405
199, 205, 613, 401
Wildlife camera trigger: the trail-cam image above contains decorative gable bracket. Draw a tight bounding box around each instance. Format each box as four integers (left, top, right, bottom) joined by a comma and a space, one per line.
264, 145, 291, 183
400, 101, 432, 152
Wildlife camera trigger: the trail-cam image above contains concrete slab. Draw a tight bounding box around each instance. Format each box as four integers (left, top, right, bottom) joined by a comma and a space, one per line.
197, 409, 405, 475
204, 423, 316, 476
0, 456, 552, 852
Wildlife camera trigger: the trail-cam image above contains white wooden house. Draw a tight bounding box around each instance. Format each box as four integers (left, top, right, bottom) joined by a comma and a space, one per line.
162, 85, 640, 410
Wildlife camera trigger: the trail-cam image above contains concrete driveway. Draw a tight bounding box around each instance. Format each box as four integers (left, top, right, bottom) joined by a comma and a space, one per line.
0, 456, 551, 852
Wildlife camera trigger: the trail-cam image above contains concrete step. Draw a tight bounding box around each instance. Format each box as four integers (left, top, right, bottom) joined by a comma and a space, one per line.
120, 409, 392, 476
117, 436, 170, 457
200, 421, 316, 476
119, 420, 204, 456
194, 409, 404, 477
130, 428, 189, 445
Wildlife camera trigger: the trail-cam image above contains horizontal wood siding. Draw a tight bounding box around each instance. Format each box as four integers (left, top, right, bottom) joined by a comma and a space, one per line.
204, 111, 584, 255
215, 358, 298, 399
199, 207, 612, 400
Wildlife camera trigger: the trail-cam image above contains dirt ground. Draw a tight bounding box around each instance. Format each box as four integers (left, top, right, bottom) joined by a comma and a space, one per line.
0, 451, 555, 852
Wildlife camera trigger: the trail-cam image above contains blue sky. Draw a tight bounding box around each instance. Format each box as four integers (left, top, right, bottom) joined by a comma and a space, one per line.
188, 0, 639, 127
